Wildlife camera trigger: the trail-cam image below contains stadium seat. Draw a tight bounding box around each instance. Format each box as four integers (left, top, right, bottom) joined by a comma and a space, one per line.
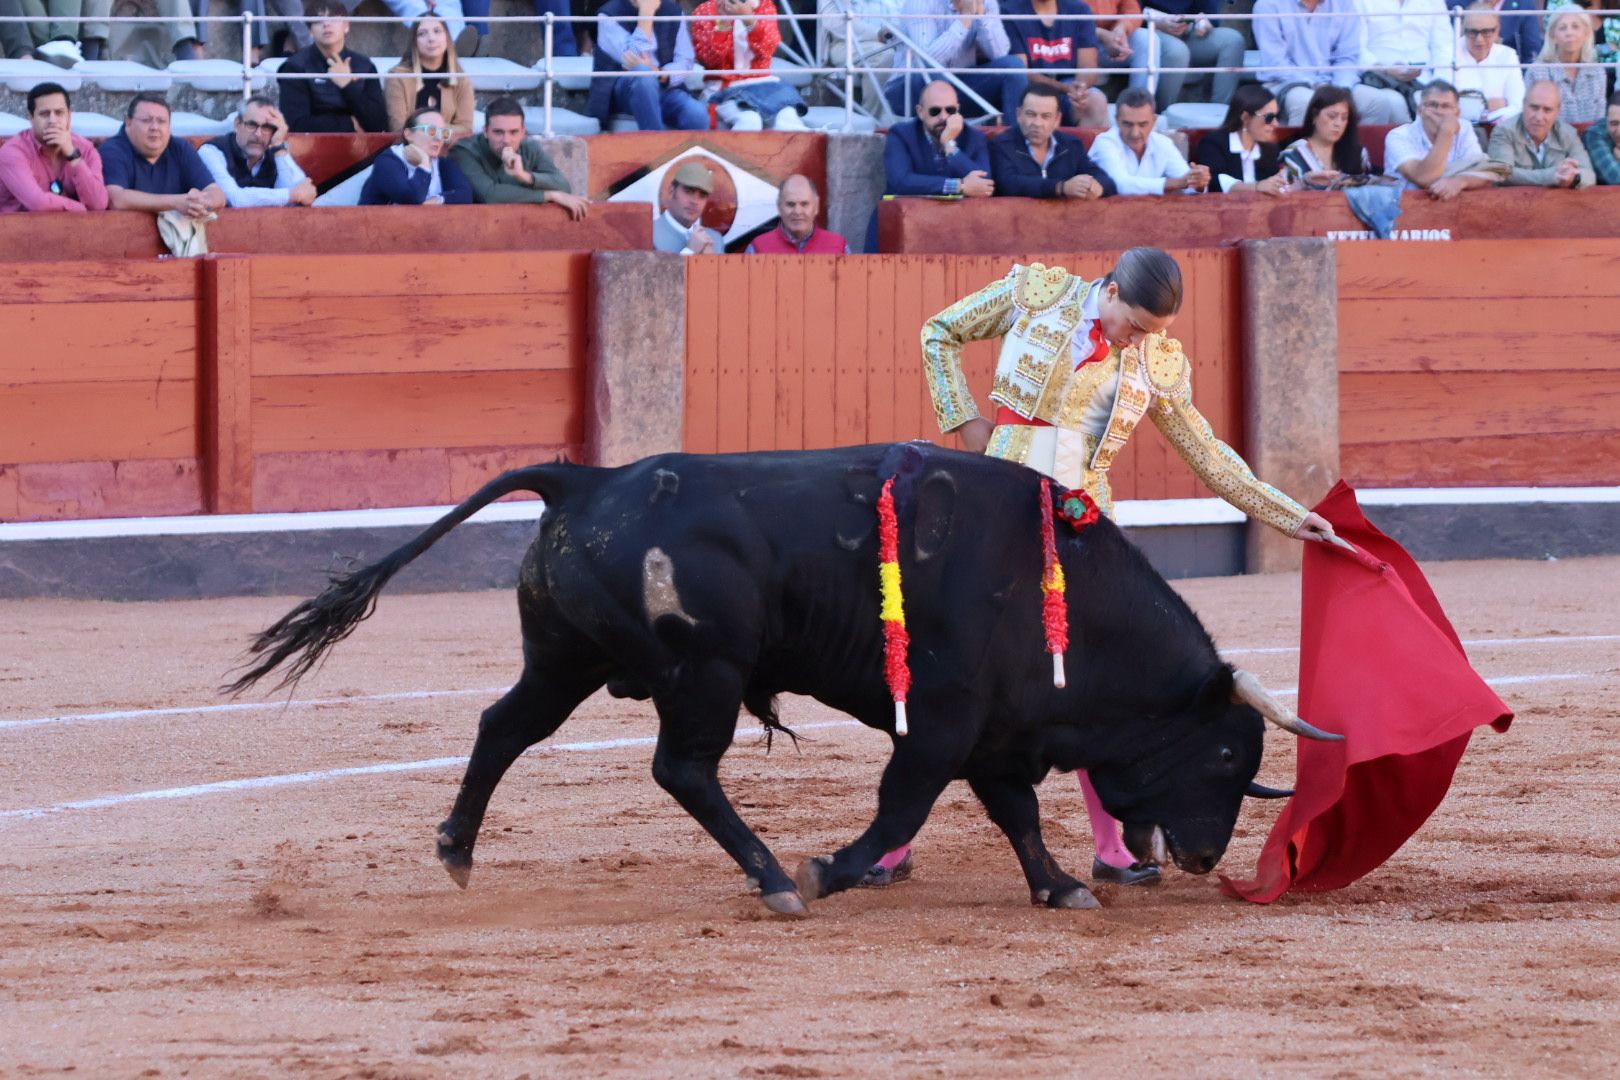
459, 57, 544, 92
607, 113, 639, 132
0, 112, 28, 136
166, 59, 267, 93
68, 112, 121, 137
258, 57, 287, 75
71, 60, 167, 92
1241, 50, 1261, 84
522, 106, 601, 136
372, 58, 402, 76
802, 106, 877, 132
1161, 102, 1228, 130
170, 111, 234, 136
0, 58, 83, 93
772, 56, 812, 89
535, 55, 593, 92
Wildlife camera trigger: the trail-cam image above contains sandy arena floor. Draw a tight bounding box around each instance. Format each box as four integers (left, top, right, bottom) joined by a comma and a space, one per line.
1, 555, 1617, 1078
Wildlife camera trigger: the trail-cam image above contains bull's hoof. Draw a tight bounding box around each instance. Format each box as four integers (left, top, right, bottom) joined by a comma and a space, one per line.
761, 890, 808, 917
436, 830, 472, 890
794, 855, 832, 901
1035, 885, 1101, 910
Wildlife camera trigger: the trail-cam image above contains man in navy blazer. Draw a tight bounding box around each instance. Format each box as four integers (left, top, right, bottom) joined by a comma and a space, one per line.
990, 84, 1115, 199
882, 81, 996, 198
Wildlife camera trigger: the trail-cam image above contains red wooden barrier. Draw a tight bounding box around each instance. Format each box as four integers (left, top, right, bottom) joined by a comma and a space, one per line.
682, 249, 1244, 503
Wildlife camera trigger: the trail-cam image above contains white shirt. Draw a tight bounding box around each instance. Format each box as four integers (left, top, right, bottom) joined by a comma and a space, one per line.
1218, 130, 1263, 192
1450, 41, 1525, 122
1088, 127, 1195, 195
197, 142, 309, 208
1383, 116, 1484, 190
1358, 0, 1455, 79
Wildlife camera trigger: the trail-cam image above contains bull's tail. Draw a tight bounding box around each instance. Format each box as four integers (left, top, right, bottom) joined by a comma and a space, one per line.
224, 462, 574, 696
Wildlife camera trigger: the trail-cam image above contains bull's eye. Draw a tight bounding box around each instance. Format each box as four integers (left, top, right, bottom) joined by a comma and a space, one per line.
1219, 746, 1235, 764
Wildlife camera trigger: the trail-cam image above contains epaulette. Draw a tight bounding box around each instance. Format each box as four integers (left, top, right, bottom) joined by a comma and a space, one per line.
1141, 334, 1191, 398
1010, 262, 1079, 315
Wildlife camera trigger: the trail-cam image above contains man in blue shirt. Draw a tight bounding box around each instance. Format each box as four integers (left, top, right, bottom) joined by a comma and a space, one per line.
1002, 0, 1107, 126
1139, 0, 1244, 109
988, 83, 1116, 197
100, 93, 224, 220
1253, 0, 1406, 125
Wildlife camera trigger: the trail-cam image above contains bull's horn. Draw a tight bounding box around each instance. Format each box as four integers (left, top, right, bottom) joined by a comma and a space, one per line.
1245, 782, 1294, 799
1232, 670, 1345, 742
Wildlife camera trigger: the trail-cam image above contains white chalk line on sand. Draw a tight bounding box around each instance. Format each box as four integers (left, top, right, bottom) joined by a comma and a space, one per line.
6, 632, 1615, 735
0, 671, 1606, 825
0, 719, 866, 822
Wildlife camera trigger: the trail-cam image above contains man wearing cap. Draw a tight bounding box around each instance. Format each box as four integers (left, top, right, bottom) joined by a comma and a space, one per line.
655, 161, 726, 256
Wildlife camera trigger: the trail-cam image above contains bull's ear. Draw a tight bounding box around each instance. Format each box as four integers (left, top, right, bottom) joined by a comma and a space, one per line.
913, 469, 957, 562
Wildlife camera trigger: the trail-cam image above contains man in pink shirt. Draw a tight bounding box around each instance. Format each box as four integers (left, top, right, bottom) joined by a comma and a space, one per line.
0, 81, 108, 213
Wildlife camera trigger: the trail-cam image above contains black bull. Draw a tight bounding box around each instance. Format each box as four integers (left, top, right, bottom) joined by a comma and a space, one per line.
230, 443, 1334, 915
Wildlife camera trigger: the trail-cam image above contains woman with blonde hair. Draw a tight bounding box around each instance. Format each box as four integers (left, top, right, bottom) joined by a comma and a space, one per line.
386, 15, 476, 142
1526, 10, 1608, 124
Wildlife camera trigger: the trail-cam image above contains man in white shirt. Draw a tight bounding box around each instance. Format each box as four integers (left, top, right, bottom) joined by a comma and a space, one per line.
1358, 0, 1456, 122
1449, 4, 1524, 122
197, 96, 317, 209
1384, 79, 1500, 197
1086, 88, 1212, 194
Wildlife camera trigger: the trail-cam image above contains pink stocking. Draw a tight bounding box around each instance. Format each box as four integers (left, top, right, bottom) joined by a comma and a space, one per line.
874, 844, 911, 871
1077, 770, 1136, 868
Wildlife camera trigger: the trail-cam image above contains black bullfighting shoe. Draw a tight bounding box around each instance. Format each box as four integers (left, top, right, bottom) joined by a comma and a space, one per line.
1091, 857, 1161, 886
859, 851, 914, 888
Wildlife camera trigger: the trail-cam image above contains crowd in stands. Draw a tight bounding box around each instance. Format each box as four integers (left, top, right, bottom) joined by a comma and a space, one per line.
3, 0, 1620, 252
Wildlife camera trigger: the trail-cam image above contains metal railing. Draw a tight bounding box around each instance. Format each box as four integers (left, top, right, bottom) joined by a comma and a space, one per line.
2, 8, 1611, 137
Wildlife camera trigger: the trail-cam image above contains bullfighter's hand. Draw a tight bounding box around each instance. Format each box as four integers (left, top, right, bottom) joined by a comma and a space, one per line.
954, 417, 993, 454
1293, 512, 1337, 543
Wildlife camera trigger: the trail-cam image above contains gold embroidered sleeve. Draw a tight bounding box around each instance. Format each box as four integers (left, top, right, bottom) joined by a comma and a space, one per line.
1149, 374, 1309, 537
920, 272, 1019, 433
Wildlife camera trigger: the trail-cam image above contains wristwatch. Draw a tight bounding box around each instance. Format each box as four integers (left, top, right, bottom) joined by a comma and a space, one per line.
64, 148, 82, 162
267, 143, 288, 154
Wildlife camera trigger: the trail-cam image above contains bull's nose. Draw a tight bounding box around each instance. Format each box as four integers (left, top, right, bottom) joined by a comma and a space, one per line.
1189, 854, 1217, 875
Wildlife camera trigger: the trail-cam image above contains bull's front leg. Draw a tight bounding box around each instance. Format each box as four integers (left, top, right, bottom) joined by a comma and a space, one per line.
795, 721, 969, 901
967, 771, 1098, 909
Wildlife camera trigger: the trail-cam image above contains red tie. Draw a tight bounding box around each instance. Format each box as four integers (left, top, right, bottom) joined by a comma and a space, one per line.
1078, 321, 1109, 369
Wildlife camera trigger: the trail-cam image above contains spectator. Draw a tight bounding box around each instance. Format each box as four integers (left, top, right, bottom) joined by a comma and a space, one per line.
1252, 0, 1406, 125
1444, 0, 1541, 65
654, 161, 726, 255
524, 0, 578, 58
0, 0, 34, 60
690, 0, 810, 130
1450, 2, 1525, 122
100, 92, 224, 218
448, 97, 592, 218
1527, 10, 1609, 125
1002, 0, 1108, 127
115, 0, 203, 62
194, 0, 310, 65
590, 0, 709, 132
1087, 86, 1210, 193
385, 15, 475, 140
1582, 90, 1620, 184
818, 0, 901, 111
989, 84, 1116, 197
1137, 0, 1245, 109
883, 0, 1029, 127
1193, 83, 1288, 194
1546, 0, 1620, 65
1358, 0, 1454, 122
0, 81, 107, 213
8, 0, 91, 64
747, 175, 852, 252
198, 95, 316, 208
882, 80, 994, 196
1279, 84, 1374, 187
1092, 0, 1153, 101
279, 2, 390, 134
1487, 79, 1597, 186
1383, 79, 1501, 197
359, 108, 474, 205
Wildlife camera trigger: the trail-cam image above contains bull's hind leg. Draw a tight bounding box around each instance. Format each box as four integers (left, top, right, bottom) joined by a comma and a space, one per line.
967, 772, 1098, 909
650, 662, 805, 916
436, 635, 607, 888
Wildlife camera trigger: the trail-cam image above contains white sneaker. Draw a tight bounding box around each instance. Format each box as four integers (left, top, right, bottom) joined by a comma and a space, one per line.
36, 39, 84, 67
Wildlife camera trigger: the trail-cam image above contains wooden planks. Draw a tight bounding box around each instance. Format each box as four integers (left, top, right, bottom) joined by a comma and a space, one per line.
0, 380, 198, 464
1337, 240, 1620, 486
679, 250, 1246, 505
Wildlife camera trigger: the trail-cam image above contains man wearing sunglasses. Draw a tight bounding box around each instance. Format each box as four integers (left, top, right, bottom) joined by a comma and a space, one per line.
198, 95, 317, 208
882, 81, 994, 199
0, 81, 107, 214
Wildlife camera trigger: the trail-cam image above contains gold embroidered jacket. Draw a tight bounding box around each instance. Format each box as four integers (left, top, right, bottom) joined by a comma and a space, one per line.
921, 263, 1308, 536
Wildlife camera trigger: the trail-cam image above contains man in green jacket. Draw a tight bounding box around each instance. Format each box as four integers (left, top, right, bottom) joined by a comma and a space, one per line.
449, 97, 591, 219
